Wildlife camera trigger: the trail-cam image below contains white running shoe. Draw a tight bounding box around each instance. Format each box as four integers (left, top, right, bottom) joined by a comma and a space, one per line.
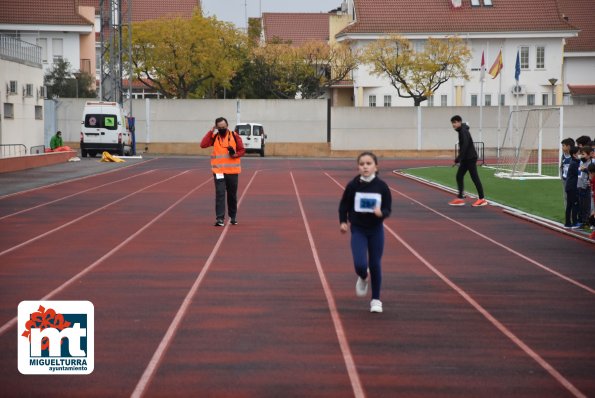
355, 276, 369, 297
370, 299, 383, 313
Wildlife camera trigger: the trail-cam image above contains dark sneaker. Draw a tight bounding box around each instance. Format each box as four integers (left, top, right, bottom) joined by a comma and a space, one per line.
214, 219, 224, 227
230, 218, 238, 225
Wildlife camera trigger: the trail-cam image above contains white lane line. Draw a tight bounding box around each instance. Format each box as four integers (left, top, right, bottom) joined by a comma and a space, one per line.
0, 175, 213, 337
0, 170, 156, 221
325, 172, 587, 398
291, 172, 365, 398
130, 171, 259, 398
0, 170, 191, 258
386, 177, 595, 295
0, 158, 159, 200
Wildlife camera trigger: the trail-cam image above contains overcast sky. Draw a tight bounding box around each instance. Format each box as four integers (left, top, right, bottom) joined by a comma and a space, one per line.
201, 0, 343, 29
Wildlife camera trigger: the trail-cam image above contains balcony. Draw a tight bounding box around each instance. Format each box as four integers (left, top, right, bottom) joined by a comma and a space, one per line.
0, 35, 42, 67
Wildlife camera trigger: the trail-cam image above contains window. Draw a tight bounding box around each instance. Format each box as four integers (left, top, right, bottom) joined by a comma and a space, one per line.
35, 105, 43, 120
471, 0, 480, 6
427, 96, 434, 107
542, 93, 549, 106
527, 94, 535, 106
441, 95, 447, 106
520, 46, 529, 69
485, 94, 492, 106
369, 95, 376, 107
36, 38, 48, 63
9, 80, 18, 94
4, 103, 14, 119
500, 94, 505, 106
26, 84, 34, 97
414, 40, 426, 53
483, 0, 492, 5
52, 38, 63, 62
383, 95, 391, 107
84, 114, 118, 130
471, 94, 478, 106
236, 124, 251, 136
536, 46, 545, 69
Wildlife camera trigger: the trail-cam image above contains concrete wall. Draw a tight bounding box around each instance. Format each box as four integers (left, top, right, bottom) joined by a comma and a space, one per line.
52, 98, 594, 155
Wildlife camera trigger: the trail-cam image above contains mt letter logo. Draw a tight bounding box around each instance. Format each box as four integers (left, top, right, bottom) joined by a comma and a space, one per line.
18, 301, 94, 375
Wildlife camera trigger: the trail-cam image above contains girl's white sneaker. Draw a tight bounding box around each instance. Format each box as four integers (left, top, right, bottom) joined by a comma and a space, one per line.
355, 276, 369, 297
370, 299, 383, 313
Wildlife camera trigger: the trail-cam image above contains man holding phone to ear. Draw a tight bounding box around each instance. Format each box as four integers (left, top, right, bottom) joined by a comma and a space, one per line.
200, 117, 246, 226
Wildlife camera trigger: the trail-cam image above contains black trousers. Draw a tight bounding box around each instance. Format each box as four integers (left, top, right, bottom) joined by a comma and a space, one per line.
565, 190, 580, 226
456, 159, 485, 199
214, 173, 238, 220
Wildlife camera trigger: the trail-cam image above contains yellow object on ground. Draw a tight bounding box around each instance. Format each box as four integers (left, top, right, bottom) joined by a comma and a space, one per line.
100, 151, 125, 162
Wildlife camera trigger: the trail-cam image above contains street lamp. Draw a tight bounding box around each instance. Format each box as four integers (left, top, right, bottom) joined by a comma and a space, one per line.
548, 78, 557, 106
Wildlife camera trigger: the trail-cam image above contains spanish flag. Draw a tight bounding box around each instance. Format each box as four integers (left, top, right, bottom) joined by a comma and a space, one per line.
489, 50, 503, 79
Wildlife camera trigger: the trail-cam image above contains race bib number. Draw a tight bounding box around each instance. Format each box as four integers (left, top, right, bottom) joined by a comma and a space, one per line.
215, 173, 224, 180
354, 192, 381, 213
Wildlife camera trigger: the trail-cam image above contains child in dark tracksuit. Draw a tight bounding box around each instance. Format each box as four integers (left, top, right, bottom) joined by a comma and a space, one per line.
339, 152, 392, 313
565, 147, 581, 228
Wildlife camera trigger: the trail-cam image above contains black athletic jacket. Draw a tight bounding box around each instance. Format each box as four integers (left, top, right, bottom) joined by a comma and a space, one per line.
455, 123, 478, 163
339, 176, 392, 229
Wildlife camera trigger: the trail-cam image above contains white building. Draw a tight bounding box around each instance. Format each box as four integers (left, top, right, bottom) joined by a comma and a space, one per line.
0, 35, 44, 152
0, 0, 95, 81
335, 0, 579, 107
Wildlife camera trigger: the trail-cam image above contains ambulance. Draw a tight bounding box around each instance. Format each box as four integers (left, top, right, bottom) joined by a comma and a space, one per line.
80, 101, 132, 157
234, 123, 267, 157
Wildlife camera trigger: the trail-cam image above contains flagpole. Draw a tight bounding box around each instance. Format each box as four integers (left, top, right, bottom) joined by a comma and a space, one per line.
479, 51, 485, 143
497, 66, 502, 157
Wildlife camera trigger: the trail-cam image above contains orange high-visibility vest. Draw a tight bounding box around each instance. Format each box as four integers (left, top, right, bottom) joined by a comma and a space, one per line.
211, 130, 241, 174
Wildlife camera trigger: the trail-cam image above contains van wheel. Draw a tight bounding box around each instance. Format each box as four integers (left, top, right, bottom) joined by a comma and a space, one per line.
81, 149, 88, 158
118, 145, 125, 156
89, 151, 97, 158
260, 147, 265, 157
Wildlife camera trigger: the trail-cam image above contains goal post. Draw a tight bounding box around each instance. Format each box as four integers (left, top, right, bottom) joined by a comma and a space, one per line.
491, 107, 563, 180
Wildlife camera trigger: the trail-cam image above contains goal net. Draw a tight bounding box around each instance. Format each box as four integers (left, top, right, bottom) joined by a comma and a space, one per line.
493, 107, 563, 180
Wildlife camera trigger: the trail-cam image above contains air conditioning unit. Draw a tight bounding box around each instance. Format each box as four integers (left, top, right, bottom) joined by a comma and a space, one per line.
511, 85, 526, 96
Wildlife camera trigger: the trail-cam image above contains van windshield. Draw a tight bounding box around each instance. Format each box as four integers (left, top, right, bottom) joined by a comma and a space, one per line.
85, 114, 118, 130
236, 125, 251, 136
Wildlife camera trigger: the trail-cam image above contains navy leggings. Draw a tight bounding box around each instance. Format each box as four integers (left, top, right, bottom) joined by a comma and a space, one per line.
350, 223, 384, 300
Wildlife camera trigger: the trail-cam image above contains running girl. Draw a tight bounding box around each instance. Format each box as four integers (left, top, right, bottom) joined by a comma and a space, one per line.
339, 152, 392, 313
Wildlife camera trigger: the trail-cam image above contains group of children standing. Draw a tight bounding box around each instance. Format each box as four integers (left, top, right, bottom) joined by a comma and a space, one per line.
560, 135, 595, 238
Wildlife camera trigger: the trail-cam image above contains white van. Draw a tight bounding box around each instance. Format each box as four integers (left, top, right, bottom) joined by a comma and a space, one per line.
234, 123, 267, 157
80, 101, 132, 157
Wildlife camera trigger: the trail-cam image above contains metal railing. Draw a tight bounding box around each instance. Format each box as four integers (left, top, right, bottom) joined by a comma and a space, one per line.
0, 35, 42, 66
455, 141, 485, 165
0, 144, 27, 158
30, 145, 46, 155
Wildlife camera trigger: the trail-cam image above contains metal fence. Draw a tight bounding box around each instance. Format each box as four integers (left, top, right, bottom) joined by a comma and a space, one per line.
30, 145, 45, 155
0, 35, 42, 66
455, 142, 485, 165
0, 144, 27, 158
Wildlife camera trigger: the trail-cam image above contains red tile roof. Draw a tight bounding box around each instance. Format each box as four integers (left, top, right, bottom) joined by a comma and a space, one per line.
0, 0, 93, 25
79, 0, 199, 22
568, 85, 595, 96
339, 0, 575, 35
556, 0, 595, 52
262, 13, 330, 46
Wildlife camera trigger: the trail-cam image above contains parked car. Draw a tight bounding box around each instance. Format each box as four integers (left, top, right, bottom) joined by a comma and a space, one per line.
234, 123, 267, 157
80, 101, 132, 158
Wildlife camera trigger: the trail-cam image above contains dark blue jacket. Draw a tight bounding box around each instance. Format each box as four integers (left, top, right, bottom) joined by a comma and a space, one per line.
339, 176, 392, 229
565, 158, 579, 192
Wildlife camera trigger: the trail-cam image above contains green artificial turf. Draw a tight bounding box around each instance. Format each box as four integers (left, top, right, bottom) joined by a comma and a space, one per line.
403, 166, 565, 223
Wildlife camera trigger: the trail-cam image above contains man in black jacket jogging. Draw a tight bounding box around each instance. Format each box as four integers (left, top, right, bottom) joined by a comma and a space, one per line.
449, 115, 487, 207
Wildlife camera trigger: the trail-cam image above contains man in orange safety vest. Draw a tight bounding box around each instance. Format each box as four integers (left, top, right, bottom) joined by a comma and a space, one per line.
200, 117, 246, 226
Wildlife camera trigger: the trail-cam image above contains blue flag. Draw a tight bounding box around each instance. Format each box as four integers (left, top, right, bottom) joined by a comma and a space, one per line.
514, 50, 521, 82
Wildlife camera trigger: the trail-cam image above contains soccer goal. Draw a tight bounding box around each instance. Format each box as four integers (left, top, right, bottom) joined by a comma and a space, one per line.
492, 107, 563, 180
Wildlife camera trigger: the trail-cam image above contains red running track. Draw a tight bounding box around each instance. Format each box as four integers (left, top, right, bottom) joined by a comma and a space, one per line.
0, 157, 593, 398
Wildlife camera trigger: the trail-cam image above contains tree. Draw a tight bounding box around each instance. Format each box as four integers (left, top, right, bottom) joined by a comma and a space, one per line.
44, 58, 96, 98
296, 40, 360, 99
130, 12, 246, 98
363, 36, 471, 106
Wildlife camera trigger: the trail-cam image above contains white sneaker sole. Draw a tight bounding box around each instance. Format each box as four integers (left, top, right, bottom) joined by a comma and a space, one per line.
370, 306, 383, 313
